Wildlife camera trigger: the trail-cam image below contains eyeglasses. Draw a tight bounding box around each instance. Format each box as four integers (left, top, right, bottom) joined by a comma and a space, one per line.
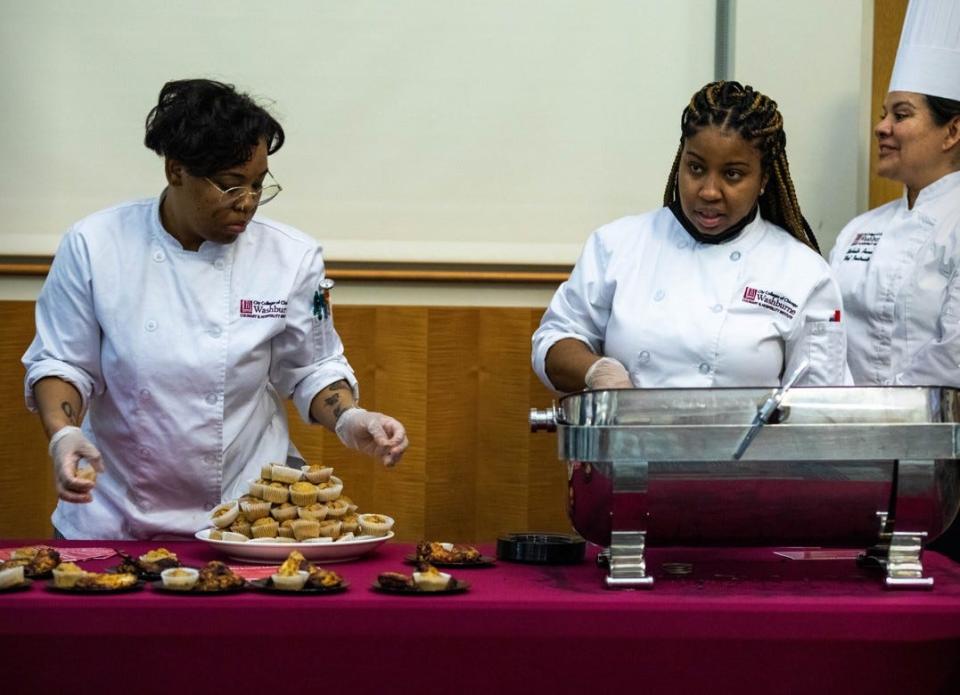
204, 171, 282, 207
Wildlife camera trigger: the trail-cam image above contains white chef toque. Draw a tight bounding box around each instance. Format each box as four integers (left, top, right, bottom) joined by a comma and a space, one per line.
889, 0, 960, 101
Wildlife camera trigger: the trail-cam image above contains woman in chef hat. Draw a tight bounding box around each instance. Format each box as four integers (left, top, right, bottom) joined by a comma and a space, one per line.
829, 0, 960, 388
828, 0, 960, 560
532, 80, 847, 393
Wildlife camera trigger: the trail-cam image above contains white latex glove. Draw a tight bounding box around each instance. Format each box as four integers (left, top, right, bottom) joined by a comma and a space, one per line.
335, 408, 409, 467
48, 426, 103, 504
584, 357, 633, 389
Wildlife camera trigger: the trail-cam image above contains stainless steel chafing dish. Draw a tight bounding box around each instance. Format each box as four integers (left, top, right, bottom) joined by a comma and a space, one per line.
530, 387, 960, 589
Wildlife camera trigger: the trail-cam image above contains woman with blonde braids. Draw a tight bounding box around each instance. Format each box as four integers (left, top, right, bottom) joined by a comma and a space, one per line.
533, 80, 848, 392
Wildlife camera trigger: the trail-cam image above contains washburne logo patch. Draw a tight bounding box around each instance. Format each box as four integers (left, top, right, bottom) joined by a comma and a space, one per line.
239, 299, 288, 319
742, 286, 797, 319
842, 231, 881, 262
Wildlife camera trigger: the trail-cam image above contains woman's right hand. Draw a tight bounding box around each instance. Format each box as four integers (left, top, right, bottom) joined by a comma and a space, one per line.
584, 357, 633, 389
48, 426, 103, 504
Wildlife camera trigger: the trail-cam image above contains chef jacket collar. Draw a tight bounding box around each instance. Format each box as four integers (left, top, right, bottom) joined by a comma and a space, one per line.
151, 189, 235, 261
906, 169, 960, 215
668, 199, 759, 245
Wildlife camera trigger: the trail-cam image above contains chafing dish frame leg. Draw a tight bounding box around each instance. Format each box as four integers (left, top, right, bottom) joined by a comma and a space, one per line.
605, 460, 654, 588
884, 531, 933, 589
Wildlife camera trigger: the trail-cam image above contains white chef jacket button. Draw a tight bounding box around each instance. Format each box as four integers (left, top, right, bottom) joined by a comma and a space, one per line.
654, 290, 665, 301
209, 326, 222, 338
152, 250, 165, 263
712, 304, 723, 313
638, 351, 650, 364
206, 393, 219, 405
730, 251, 741, 261
205, 454, 218, 465
698, 362, 711, 374
139, 389, 151, 400
137, 446, 149, 458
214, 259, 225, 270
145, 319, 158, 332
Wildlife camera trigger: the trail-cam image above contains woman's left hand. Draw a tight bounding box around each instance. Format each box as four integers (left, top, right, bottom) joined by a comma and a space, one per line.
335, 408, 409, 467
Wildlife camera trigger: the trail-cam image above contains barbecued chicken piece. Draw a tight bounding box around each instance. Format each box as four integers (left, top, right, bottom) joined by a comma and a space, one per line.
195, 561, 244, 591
416, 541, 481, 563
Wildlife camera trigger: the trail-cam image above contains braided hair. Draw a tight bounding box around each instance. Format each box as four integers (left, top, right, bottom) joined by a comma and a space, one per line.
663, 81, 819, 253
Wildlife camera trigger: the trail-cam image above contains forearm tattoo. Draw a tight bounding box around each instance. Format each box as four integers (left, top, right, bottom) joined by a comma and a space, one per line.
323, 380, 353, 420
61, 401, 79, 426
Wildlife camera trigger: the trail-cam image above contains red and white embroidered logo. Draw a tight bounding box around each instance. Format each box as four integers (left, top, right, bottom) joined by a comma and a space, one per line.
239, 299, 287, 319
742, 286, 797, 319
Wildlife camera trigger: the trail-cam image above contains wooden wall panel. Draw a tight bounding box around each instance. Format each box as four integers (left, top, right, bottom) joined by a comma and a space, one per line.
0, 302, 57, 538
424, 309, 479, 542
2, 301, 572, 542
870, 0, 909, 209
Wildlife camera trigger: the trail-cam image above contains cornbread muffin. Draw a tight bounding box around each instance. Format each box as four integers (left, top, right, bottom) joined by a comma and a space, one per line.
358, 513, 394, 537
291, 519, 320, 541
338, 495, 359, 513
260, 464, 273, 480
248, 479, 269, 498
270, 464, 302, 485
317, 520, 342, 538
325, 499, 350, 518
251, 517, 279, 538
262, 482, 290, 504
340, 514, 360, 533
279, 519, 298, 537
298, 503, 328, 521
301, 464, 333, 484
210, 501, 240, 528
270, 502, 299, 522
289, 481, 319, 507
315, 476, 343, 502
240, 498, 272, 521
76, 464, 97, 483
228, 518, 253, 538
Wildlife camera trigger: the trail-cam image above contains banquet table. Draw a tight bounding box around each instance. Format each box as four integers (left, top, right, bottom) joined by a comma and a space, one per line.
2, 539, 960, 694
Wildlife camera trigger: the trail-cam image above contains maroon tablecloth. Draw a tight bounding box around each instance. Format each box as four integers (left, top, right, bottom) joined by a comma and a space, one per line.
2, 540, 960, 694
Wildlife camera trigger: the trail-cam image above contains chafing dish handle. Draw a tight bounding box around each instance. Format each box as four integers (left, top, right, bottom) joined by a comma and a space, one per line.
731, 359, 810, 460
530, 406, 558, 432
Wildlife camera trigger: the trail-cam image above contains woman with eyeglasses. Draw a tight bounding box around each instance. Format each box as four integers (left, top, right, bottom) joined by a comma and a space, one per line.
22, 79, 408, 540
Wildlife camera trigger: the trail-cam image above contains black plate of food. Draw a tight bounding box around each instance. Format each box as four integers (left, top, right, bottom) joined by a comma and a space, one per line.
0, 578, 33, 594
371, 578, 470, 595
46, 578, 146, 594
248, 578, 349, 595
404, 554, 496, 568
151, 581, 247, 596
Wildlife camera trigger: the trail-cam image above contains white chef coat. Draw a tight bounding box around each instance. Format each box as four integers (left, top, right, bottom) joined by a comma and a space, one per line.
532, 208, 847, 391
829, 171, 960, 386
22, 195, 358, 539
